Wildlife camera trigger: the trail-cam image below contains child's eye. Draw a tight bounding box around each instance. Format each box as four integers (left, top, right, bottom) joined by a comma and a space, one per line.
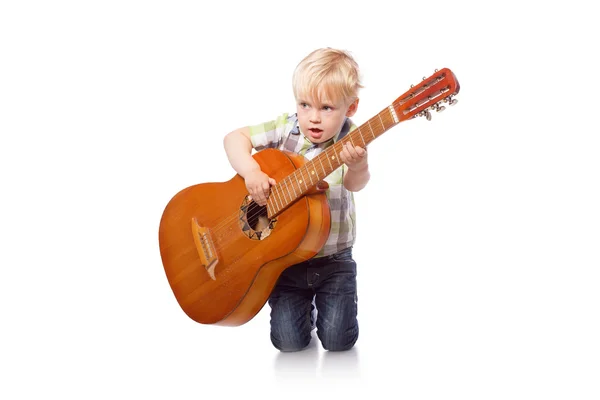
323, 106, 333, 111
300, 102, 310, 109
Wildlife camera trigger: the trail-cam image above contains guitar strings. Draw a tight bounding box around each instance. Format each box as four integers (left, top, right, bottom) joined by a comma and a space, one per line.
208, 110, 395, 237
206, 130, 353, 239
207, 111, 398, 253
208, 137, 351, 252
209, 109, 398, 245
210, 106, 399, 236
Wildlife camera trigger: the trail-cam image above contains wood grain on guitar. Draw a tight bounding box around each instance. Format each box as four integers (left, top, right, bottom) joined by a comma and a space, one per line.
158, 68, 460, 326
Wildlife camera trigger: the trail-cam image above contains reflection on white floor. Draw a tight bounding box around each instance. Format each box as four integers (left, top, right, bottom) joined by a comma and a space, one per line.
273, 330, 361, 382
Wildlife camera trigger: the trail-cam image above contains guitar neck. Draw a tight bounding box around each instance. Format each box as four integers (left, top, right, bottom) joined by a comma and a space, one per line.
265, 67, 461, 218
266, 106, 399, 218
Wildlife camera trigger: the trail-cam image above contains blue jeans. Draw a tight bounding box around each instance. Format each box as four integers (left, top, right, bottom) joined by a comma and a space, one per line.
268, 247, 358, 352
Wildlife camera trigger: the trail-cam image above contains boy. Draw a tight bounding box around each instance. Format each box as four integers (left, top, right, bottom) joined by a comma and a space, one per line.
223, 48, 370, 352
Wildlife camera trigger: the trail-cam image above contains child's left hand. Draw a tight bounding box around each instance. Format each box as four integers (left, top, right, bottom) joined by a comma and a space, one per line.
340, 142, 368, 171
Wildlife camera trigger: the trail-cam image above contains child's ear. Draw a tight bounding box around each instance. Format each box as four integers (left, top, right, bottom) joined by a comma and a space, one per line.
345, 98, 359, 117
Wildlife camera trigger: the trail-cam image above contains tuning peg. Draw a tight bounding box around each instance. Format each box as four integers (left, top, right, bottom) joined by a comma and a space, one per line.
432, 102, 446, 112
444, 95, 458, 106
416, 110, 431, 121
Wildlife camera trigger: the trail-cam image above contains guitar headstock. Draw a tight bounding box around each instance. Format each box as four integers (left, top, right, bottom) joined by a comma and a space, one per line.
393, 68, 460, 122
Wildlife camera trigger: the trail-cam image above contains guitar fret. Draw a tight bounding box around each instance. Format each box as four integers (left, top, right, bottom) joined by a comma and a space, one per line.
270, 187, 280, 211
298, 167, 307, 190
307, 165, 315, 185
296, 171, 304, 193
306, 166, 312, 186
334, 145, 341, 168
295, 167, 303, 190
378, 113, 385, 132
326, 149, 334, 171
317, 155, 327, 177
278, 181, 287, 204
358, 127, 366, 147
283, 179, 293, 203
288, 176, 298, 198
367, 119, 376, 139
293, 172, 303, 194
304, 169, 310, 190
290, 178, 297, 197
299, 169, 308, 191
275, 188, 284, 211
388, 105, 399, 124
270, 201, 276, 217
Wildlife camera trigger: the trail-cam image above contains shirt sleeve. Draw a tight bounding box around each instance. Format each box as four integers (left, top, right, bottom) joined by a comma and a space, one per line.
248, 113, 289, 151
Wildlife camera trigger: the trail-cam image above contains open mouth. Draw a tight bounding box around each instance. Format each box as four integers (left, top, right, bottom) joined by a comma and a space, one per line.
308, 128, 323, 139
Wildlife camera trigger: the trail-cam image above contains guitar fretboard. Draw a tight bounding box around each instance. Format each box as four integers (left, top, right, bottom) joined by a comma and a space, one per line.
266, 105, 399, 218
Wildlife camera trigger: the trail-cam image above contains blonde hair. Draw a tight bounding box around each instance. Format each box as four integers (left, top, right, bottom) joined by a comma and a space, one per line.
292, 48, 363, 105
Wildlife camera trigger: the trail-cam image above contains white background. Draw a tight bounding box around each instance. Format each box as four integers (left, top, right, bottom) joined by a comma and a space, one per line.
1, 1, 599, 399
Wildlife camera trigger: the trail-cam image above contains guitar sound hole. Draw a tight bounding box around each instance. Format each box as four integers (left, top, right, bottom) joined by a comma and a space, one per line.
247, 202, 268, 231
239, 196, 277, 240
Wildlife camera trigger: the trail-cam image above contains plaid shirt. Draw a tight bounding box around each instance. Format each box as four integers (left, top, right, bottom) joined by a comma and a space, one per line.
249, 113, 357, 257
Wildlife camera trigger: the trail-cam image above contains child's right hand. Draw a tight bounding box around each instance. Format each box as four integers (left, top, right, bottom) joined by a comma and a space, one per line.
245, 170, 276, 206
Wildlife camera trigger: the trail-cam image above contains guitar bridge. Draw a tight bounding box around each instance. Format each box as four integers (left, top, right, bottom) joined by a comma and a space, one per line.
191, 218, 219, 280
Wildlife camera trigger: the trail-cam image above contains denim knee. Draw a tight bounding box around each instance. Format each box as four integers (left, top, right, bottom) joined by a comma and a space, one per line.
317, 325, 358, 351
270, 332, 311, 352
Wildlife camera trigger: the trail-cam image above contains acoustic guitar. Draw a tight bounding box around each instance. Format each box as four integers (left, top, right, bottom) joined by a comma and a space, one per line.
158, 68, 460, 326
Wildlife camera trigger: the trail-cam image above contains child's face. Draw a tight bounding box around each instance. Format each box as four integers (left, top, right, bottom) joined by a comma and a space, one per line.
296, 94, 358, 144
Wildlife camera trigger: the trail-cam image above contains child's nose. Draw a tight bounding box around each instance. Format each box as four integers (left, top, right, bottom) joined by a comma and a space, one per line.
310, 110, 321, 123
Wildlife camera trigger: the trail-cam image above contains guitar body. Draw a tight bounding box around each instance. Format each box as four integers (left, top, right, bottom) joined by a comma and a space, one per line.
158, 149, 331, 326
